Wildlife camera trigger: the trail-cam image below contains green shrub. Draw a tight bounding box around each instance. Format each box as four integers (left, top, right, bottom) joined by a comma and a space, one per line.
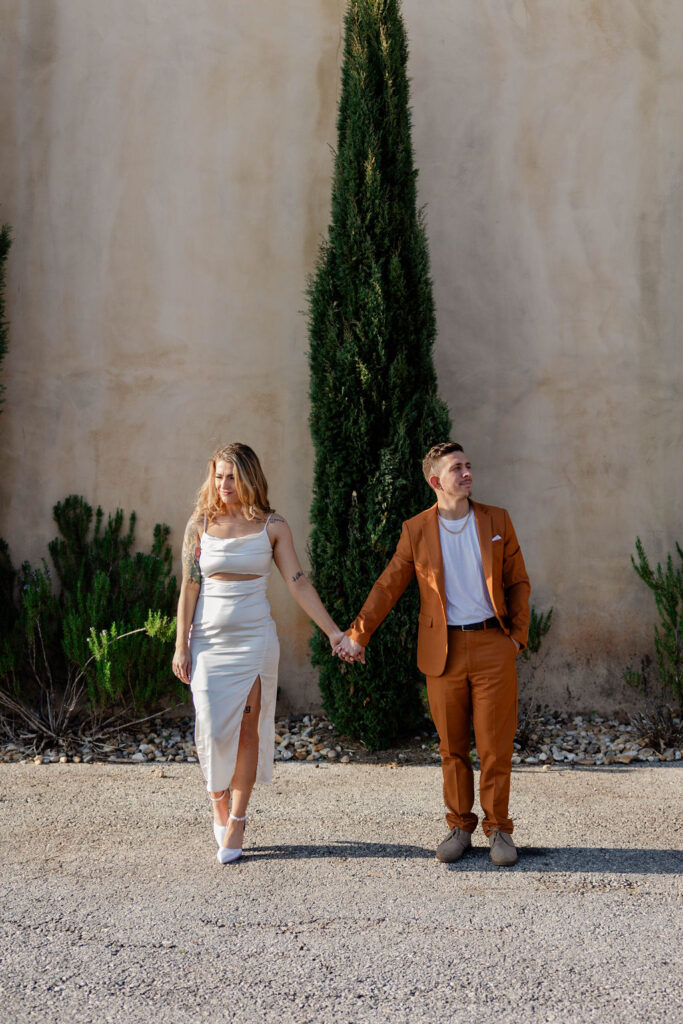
86, 610, 177, 709
626, 537, 683, 710
48, 496, 179, 708
0, 226, 13, 673
516, 604, 554, 751
521, 605, 554, 662
307, 0, 451, 749
0, 539, 20, 679
0, 496, 181, 742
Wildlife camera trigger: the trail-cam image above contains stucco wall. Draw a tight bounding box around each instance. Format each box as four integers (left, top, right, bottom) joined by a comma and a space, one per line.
1, 1, 681, 712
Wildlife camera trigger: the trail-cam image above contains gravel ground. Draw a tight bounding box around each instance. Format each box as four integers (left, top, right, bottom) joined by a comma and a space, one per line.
0, 761, 681, 1024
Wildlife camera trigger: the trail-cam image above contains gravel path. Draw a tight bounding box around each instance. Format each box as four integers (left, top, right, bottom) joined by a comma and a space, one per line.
1, 762, 681, 1024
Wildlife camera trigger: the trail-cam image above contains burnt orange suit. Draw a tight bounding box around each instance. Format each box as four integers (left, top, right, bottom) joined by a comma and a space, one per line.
348, 500, 530, 835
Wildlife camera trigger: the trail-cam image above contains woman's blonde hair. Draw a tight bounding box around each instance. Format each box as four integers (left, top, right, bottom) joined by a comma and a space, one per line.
193, 443, 273, 523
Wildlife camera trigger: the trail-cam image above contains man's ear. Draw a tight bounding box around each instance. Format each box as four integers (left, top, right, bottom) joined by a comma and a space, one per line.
429, 475, 441, 492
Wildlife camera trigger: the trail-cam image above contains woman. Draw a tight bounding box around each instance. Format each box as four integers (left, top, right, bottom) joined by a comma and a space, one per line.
172, 442, 346, 864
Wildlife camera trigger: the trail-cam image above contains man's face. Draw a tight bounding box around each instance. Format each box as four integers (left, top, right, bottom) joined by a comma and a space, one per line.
430, 451, 473, 500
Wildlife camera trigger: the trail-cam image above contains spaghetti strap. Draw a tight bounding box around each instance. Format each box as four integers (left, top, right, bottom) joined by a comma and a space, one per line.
264, 513, 274, 529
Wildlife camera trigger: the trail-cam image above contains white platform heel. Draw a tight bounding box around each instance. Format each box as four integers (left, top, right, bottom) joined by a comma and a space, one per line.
208, 789, 228, 848
217, 813, 246, 864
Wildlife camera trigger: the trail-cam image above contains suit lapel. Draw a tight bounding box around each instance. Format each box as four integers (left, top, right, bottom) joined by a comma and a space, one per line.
472, 500, 494, 598
423, 504, 447, 610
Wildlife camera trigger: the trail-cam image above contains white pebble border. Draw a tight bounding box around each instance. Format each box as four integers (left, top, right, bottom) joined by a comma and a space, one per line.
0, 712, 680, 767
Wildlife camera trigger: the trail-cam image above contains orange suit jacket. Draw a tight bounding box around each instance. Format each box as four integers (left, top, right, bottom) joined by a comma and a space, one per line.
347, 500, 531, 678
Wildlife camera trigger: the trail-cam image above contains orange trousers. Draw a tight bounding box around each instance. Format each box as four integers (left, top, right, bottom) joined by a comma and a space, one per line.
426, 626, 518, 836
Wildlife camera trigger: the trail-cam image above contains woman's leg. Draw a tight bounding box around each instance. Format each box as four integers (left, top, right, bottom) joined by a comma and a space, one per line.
208, 787, 230, 827
223, 675, 262, 849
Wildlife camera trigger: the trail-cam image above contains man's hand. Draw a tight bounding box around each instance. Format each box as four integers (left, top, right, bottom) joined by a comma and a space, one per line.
333, 635, 366, 664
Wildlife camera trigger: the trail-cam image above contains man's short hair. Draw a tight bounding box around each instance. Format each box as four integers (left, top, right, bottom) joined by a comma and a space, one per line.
422, 442, 464, 483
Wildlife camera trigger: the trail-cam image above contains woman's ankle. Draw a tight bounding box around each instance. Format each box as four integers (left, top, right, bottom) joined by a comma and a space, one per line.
208, 788, 230, 825
224, 815, 245, 849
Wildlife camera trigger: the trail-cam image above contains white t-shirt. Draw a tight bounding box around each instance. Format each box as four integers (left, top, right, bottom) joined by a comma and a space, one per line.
438, 511, 496, 625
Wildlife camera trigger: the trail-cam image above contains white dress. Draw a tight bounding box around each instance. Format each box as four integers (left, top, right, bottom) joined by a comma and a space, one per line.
189, 519, 279, 792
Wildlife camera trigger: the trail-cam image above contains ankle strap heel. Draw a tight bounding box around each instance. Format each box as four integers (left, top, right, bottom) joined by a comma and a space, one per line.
209, 790, 229, 849
217, 813, 246, 865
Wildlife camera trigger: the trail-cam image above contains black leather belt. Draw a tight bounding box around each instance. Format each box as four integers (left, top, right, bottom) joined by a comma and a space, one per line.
448, 617, 499, 632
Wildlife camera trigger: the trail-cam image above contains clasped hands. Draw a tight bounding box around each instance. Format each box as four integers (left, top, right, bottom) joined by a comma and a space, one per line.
330, 633, 366, 664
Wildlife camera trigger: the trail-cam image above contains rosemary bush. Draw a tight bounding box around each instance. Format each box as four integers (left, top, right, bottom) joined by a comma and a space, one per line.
516, 604, 554, 751
628, 536, 683, 710
624, 537, 682, 750
0, 496, 181, 743
521, 605, 554, 662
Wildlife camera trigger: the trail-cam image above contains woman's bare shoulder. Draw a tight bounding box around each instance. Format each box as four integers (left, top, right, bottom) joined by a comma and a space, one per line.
264, 511, 290, 536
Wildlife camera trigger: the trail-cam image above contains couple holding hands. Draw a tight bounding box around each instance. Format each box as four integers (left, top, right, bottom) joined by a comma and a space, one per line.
172, 441, 530, 866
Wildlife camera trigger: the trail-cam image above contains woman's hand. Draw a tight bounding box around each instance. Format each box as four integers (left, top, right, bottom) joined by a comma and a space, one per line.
172, 645, 192, 685
328, 630, 346, 653
333, 634, 366, 664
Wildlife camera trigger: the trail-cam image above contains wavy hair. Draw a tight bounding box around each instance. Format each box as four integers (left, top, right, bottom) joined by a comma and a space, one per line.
193, 443, 273, 523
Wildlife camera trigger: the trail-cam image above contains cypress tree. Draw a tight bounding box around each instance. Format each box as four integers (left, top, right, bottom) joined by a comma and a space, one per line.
307, 0, 451, 749
0, 224, 11, 412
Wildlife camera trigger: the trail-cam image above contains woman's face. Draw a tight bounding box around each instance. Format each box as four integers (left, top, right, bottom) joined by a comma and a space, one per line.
214, 460, 239, 506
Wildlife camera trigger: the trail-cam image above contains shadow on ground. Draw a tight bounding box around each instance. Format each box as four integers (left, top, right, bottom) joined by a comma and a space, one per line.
244, 842, 683, 873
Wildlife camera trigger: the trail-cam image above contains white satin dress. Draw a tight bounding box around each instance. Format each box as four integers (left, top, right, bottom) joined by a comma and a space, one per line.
189, 517, 279, 793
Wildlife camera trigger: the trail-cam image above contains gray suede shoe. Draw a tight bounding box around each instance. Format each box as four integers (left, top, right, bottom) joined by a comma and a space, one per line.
488, 829, 518, 866
435, 826, 472, 863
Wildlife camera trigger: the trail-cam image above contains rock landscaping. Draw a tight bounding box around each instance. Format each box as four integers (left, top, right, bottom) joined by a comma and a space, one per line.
0, 710, 680, 767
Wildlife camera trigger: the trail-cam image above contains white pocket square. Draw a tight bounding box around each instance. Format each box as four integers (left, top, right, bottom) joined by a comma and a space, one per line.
492, 535, 502, 542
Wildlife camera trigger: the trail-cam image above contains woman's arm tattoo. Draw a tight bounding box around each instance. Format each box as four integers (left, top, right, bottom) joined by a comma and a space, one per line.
291, 570, 305, 584
182, 520, 201, 585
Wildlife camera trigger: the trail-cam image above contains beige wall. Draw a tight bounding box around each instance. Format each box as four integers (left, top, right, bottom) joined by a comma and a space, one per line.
1, 1, 681, 712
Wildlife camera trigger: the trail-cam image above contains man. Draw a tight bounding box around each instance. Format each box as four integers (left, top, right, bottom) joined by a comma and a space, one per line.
338, 442, 530, 866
